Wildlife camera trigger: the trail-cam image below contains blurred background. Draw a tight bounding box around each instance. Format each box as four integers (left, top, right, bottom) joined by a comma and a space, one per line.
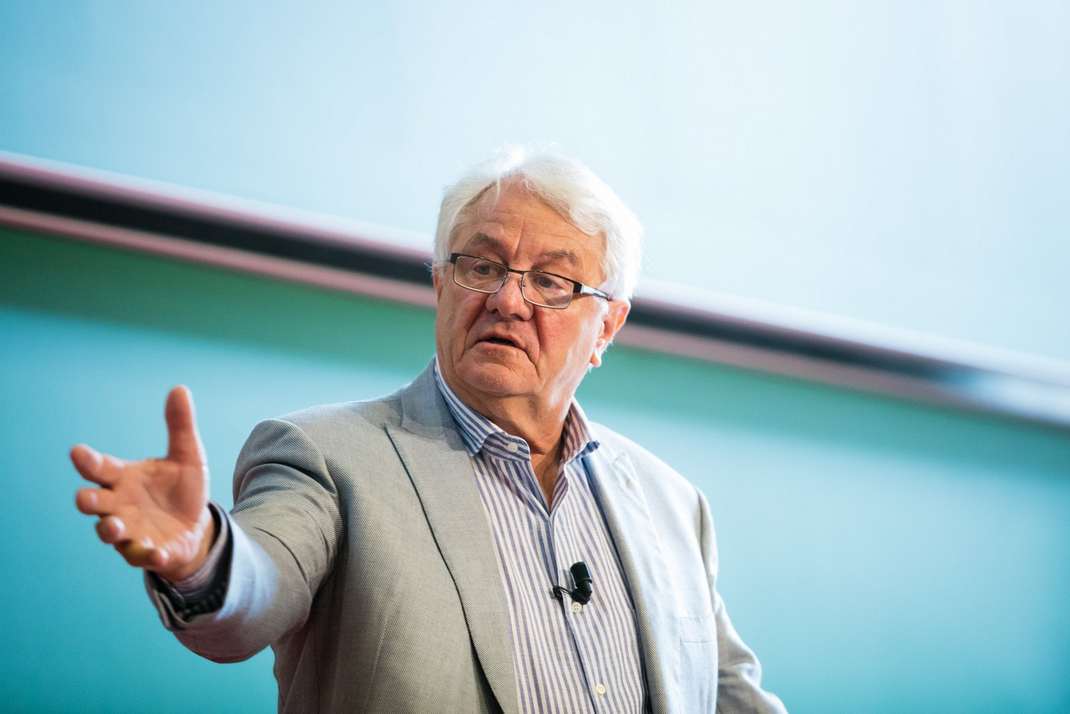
1, 2, 1068, 712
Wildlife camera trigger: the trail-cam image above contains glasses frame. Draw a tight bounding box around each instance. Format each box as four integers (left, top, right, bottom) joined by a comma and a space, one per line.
447, 253, 611, 309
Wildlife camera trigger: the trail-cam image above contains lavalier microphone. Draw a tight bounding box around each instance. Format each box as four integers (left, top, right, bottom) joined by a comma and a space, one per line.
551, 562, 593, 605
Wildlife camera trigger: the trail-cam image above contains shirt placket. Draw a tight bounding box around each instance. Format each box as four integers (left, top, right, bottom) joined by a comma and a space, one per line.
550, 460, 619, 713
486, 438, 596, 713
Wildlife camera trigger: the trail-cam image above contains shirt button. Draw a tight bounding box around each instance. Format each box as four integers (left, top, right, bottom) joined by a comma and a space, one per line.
595, 683, 607, 697
506, 442, 519, 453
571, 601, 582, 614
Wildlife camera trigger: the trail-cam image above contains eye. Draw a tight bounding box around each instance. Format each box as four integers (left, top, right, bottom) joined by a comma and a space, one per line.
532, 272, 569, 292
461, 256, 504, 278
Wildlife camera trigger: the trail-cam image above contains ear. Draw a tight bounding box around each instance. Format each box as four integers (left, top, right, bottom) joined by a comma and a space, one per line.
433, 265, 444, 301
589, 300, 630, 368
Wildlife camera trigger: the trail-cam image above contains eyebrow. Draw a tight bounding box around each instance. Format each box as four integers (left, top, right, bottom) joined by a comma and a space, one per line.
464, 233, 582, 271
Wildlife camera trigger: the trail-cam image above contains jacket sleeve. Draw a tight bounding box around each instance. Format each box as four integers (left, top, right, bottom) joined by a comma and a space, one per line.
697, 489, 788, 713
146, 417, 344, 663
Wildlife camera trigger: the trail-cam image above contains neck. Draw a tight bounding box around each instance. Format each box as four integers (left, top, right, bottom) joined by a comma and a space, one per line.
441, 375, 574, 506
478, 395, 572, 506
473, 392, 569, 456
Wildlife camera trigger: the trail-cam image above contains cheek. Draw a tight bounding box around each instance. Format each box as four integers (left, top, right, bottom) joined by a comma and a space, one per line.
441, 294, 488, 346
435, 300, 463, 351
537, 314, 599, 366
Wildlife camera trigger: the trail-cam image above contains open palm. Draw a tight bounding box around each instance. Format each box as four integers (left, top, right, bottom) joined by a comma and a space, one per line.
72, 386, 214, 582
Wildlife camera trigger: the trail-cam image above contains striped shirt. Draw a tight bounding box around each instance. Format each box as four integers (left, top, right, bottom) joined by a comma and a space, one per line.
434, 360, 648, 714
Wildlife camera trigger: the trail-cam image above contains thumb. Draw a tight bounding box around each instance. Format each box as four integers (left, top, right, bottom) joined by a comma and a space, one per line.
165, 385, 207, 466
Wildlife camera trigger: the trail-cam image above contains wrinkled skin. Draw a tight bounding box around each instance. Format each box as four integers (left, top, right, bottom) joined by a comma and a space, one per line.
433, 181, 629, 498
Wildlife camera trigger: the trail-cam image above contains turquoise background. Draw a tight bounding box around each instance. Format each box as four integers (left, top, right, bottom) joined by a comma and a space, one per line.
2, 2, 1070, 710
2, 229, 1069, 712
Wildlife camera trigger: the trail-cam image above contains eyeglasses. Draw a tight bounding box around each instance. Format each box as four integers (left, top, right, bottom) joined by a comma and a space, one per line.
448, 253, 611, 309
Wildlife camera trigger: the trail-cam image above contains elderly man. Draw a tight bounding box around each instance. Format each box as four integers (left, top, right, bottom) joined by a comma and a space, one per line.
71, 148, 786, 713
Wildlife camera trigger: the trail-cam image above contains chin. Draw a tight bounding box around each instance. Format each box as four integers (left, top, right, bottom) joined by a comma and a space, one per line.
457, 360, 533, 398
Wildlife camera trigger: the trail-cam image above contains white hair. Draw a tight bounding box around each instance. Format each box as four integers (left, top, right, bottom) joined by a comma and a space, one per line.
432, 145, 643, 301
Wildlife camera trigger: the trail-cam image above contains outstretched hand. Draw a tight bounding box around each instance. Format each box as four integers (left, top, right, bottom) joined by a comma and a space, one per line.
71, 386, 215, 583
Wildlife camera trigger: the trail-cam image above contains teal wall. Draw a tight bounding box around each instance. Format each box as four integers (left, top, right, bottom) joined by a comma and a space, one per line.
2, 229, 1069, 712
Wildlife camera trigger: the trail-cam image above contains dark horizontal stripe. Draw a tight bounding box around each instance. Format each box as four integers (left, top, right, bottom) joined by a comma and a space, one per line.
625, 301, 966, 383
0, 173, 959, 385
0, 176, 432, 287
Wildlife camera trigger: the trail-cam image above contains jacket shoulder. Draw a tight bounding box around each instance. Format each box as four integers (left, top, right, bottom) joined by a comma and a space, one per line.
590, 422, 702, 503
275, 388, 406, 435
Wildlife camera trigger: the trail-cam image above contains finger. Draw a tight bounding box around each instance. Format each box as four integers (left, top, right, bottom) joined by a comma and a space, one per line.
75, 487, 117, 516
96, 523, 159, 569
70, 445, 118, 487
117, 539, 165, 569
95, 515, 126, 544
165, 386, 207, 467
146, 547, 169, 570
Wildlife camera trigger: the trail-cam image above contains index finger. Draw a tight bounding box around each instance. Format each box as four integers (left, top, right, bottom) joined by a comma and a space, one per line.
69, 444, 118, 486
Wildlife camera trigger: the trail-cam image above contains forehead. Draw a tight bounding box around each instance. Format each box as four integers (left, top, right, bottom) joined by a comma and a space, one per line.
452, 182, 604, 271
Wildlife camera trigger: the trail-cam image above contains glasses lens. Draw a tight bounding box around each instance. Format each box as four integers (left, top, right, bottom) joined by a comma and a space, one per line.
523, 271, 572, 308
452, 255, 574, 309
455, 256, 506, 291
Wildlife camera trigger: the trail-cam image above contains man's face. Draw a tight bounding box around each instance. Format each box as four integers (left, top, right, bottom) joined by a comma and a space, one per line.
433, 182, 629, 420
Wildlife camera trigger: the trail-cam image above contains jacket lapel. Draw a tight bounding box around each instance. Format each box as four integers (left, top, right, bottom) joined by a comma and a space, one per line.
386, 364, 519, 714
584, 440, 676, 714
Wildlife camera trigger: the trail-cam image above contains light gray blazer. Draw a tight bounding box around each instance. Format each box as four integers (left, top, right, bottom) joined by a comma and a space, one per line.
151, 363, 785, 713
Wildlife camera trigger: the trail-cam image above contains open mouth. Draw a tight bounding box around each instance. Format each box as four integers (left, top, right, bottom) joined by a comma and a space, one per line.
484, 337, 518, 347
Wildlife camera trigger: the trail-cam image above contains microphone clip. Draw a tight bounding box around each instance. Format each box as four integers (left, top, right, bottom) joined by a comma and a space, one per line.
552, 561, 593, 605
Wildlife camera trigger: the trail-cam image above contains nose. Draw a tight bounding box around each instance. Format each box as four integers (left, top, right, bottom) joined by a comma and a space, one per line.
485, 272, 533, 318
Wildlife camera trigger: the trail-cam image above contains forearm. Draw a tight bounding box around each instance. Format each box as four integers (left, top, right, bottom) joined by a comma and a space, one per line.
145, 507, 315, 662
145, 418, 342, 663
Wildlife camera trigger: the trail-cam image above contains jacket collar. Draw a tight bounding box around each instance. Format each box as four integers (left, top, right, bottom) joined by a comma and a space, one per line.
583, 428, 676, 714
386, 361, 520, 714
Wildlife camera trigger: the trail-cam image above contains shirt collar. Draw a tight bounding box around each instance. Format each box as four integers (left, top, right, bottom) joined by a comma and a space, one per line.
433, 357, 600, 464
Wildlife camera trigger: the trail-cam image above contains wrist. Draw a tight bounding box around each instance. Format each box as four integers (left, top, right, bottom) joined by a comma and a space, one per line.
157, 506, 217, 583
